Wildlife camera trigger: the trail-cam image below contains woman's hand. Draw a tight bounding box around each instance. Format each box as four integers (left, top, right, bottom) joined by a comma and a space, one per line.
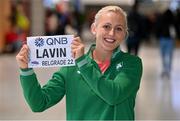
71, 37, 85, 60
16, 44, 29, 69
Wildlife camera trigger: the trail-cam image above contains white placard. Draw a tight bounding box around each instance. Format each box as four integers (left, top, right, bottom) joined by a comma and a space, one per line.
27, 35, 75, 68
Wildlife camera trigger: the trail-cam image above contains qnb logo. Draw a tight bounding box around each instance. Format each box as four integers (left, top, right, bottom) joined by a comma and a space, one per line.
35, 37, 44, 47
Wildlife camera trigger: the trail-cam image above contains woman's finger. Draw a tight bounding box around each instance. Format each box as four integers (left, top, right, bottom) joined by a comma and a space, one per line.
71, 40, 81, 46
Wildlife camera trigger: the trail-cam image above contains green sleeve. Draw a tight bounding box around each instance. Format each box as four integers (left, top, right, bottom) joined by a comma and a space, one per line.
76, 55, 143, 106
20, 68, 66, 112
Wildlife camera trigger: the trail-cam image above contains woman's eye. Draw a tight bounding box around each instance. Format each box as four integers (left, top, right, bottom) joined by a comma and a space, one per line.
103, 25, 111, 30
116, 27, 123, 32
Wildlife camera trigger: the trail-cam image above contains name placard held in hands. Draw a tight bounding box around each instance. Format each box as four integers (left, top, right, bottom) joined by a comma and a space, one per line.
27, 35, 75, 68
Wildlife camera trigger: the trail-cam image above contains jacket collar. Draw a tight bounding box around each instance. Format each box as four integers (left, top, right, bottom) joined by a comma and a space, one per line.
86, 44, 122, 61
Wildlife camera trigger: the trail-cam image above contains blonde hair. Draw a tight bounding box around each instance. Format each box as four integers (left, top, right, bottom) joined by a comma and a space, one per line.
94, 6, 128, 31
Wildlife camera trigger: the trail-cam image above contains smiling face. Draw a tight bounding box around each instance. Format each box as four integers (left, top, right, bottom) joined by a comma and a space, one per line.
91, 11, 127, 52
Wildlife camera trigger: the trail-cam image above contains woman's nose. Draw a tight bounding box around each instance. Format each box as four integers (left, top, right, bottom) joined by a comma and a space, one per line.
108, 28, 115, 36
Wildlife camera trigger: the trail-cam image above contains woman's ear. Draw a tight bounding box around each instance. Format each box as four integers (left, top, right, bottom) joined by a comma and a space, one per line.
125, 31, 129, 40
91, 23, 96, 35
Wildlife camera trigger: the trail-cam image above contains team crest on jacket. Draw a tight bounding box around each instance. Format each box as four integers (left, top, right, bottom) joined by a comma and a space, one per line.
116, 62, 123, 70
77, 70, 81, 74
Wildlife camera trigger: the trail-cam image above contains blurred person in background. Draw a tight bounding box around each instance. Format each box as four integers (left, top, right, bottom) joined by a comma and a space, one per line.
56, 1, 71, 35
175, 8, 180, 42
45, 1, 72, 36
156, 8, 176, 79
5, 20, 20, 53
16, 1, 30, 44
45, 9, 59, 35
72, 0, 85, 36
16, 6, 142, 120
126, 0, 143, 55
4, 3, 21, 53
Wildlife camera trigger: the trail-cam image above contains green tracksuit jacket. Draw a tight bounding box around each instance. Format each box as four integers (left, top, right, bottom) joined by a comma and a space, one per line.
19, 44, 143, 120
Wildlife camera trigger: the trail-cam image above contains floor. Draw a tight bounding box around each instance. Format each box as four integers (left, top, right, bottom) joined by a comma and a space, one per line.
0, 42, 180, 120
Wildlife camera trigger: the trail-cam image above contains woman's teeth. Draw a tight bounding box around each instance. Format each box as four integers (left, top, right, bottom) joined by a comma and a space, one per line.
105, 38, 115, 43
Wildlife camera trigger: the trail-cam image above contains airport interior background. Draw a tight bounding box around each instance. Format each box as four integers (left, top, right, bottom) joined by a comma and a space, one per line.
0, 0, 180, 120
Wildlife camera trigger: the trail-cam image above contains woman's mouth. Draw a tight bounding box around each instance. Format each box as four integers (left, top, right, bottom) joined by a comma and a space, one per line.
104, 38, 116, 43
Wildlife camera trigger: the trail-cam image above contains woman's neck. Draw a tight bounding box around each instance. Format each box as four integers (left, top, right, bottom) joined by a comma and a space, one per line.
93, 48, 112, 63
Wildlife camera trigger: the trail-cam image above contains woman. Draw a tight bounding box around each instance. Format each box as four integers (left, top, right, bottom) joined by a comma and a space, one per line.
16, 6, 143, 120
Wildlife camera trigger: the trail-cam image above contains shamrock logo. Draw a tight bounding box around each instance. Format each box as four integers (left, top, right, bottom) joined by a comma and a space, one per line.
116, 62, 123, 70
